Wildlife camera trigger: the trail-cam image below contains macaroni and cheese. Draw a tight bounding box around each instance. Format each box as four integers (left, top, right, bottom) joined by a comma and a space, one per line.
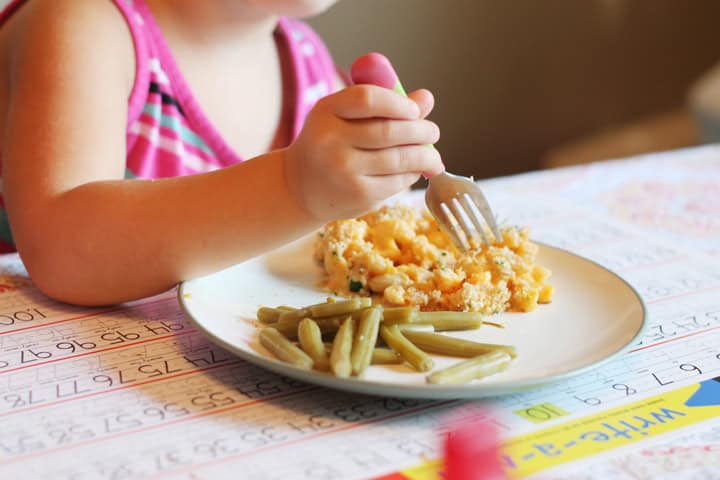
314, 205, 553, 314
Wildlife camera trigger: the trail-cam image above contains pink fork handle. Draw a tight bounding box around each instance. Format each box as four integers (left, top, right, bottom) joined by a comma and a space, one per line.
350, 52, 407, 95
350, 53, 443, 178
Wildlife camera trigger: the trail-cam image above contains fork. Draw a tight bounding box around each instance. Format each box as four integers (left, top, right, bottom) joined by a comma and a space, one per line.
350, 53, 502, 251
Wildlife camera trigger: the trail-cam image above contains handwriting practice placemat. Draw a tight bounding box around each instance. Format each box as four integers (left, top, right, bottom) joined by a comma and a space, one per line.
1, 147, 719, 479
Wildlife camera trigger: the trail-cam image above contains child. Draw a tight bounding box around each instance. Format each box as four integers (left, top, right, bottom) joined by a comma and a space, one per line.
0, 0, 442, 305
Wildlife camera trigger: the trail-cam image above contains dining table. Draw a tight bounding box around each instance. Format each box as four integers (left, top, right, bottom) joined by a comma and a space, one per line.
0, 145, 718, 479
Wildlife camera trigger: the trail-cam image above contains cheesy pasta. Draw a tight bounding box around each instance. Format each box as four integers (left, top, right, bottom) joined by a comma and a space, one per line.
314, 205, 553, 314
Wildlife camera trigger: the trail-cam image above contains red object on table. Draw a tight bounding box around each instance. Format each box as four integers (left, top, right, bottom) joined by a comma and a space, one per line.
443, 411, 506, 480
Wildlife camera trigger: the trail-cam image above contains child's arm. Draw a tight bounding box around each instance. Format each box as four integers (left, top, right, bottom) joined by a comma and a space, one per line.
2, 0, 441, 306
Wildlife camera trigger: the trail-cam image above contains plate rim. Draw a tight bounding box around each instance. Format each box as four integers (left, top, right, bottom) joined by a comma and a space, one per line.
177, 242, 648, 399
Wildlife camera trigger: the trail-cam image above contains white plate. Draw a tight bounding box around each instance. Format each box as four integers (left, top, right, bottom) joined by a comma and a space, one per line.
179, 235, 646, 399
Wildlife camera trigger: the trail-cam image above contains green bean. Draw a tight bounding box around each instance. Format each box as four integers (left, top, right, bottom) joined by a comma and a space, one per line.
314, 316, 347, 335
273, 298, 344, 322
380, 306, 418, 324
258, 327, 313, 370
380, 310, 483, 330
311, 308, 370, 329
277, 307, 311, 325
257, 307, 284, 324
426, 350, 512, 385
262, 298, 370, 333
430, 318, 482, 331
268, 319, 299, 339
370, 348, 403, 365
274, 315, 349, 340
351, 306, 382, 375
413, 312, 483, 332
380, 324, 434, 372
396, 324, 435, 333
297, 318, 329, 371
374, 319, 433, 348
413, 312, 483, 331
309, 298, 372, 318
330, 316, 354, 377
402, 330, 517, 358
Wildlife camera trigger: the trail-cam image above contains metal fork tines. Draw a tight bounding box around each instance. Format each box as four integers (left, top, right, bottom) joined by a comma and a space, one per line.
425, 171, 502, 251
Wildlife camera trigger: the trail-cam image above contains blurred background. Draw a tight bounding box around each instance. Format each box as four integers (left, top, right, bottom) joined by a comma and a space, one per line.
4, 0, 717, 180
309, 0, 720, 179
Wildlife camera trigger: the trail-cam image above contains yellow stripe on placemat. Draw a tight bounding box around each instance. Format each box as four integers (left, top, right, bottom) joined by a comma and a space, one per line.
390, 379, 720, 479
396, 459, 443, 480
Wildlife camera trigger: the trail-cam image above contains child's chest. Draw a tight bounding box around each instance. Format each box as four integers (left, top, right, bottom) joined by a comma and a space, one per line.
171, 41, 289, 161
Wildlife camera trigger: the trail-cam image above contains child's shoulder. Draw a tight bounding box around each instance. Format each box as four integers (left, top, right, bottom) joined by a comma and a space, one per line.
1, 0, 136, 100
4, 0, 133, 40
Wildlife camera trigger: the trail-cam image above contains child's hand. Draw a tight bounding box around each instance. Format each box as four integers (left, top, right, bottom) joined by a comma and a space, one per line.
283, 84, 443, 220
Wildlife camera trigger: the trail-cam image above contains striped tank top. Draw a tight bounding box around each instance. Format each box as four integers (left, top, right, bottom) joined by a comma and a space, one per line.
0, 0, 338, 252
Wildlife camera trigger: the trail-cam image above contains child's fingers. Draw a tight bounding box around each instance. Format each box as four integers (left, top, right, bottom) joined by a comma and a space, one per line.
360, 172, 423, 199
355, 145, 443, 176
347, 118, 440, 149
323, 85, 421, 120
406, 89, 435, 119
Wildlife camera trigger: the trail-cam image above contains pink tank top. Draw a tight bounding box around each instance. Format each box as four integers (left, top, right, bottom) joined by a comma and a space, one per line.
0, 0, 338, 251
